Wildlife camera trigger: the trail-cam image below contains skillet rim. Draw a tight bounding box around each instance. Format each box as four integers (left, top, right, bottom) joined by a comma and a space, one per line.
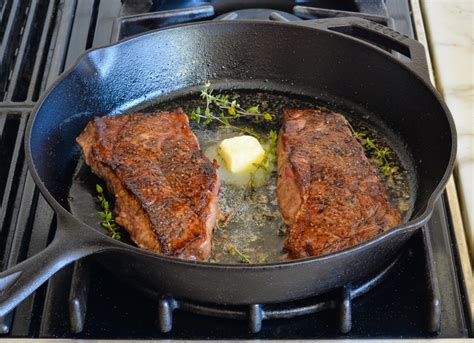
24, 20, 457, 269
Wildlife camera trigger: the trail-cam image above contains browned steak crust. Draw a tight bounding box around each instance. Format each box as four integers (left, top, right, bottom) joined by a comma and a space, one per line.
76, 110, 220, 261
277, 108, 401, 258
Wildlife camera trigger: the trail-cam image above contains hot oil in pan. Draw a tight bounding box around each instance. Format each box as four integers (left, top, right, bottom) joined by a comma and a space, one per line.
149, 91, 412, 264
70, 91, 412, 264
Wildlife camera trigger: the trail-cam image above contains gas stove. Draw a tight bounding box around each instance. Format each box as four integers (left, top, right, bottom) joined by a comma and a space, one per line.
0, 0, 471, 340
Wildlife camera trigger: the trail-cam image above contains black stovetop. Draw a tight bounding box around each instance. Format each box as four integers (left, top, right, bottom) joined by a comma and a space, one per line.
0, 0, 470, 339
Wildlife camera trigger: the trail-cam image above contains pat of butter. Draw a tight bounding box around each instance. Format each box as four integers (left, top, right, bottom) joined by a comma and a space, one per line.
219, 135, 265, 173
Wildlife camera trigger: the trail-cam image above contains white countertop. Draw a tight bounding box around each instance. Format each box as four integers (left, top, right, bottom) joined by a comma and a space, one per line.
421, 0, 474, 256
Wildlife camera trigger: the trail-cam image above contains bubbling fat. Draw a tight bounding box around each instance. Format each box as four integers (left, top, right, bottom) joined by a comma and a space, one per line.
125, 91, 413, 263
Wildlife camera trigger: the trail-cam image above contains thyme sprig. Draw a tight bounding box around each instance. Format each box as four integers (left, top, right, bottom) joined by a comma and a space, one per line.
226, 242, 251, 263
190, 82, 274, 127
191, 82, 278, 189
249, 129, 278, 188
261, 129, 278, 168
96, 184, 121, 240
225, 242, 268, 264
353, 131, 399, 176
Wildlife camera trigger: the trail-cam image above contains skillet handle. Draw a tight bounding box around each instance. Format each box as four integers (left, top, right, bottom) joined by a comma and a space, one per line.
0, 213, 114, 319
296, 16, 431, 83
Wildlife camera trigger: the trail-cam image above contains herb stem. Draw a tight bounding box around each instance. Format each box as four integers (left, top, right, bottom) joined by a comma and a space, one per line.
190, 81, 274, 127
96, 184, 121, 240
248, 129, 278, 190
226, 242, 252, 264
350, 125, 399, 177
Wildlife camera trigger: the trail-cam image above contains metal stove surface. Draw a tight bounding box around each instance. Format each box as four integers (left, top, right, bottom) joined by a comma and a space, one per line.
0, 0, 470, 339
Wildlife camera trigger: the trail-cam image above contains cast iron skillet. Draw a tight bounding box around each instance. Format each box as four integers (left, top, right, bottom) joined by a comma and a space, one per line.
0, 18, 456, 317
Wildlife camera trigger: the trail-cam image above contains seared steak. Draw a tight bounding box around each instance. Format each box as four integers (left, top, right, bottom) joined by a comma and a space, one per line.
277, 108, 401, 258
76, 110, 220, 261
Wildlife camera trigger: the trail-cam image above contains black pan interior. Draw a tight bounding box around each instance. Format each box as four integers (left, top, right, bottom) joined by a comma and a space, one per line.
29, 21, 454, 255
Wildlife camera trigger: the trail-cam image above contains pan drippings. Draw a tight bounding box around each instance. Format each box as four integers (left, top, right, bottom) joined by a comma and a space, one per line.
70, 91, 413, 264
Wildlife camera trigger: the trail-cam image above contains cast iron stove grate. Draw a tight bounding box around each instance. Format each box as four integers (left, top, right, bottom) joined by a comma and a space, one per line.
0, 0, 469, 339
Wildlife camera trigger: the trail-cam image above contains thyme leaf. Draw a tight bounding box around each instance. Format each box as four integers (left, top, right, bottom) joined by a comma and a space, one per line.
190, 82, 274, 127
352, 129, 399, 176
192, 82, 278, 191
248, 129, 278, 189
226, 242, 251, 264
96, 184, 121, 240
224, 242, 269, 264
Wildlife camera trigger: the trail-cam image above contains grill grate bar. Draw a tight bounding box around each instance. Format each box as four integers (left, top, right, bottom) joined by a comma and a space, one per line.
5, 0, 41, 102
27, 0, 59, 102
1, 0, 59, 103
0, 0, 71, 105
10, 195, 55, 336
293, 5, 391, 25
0, 1, 14, 42
43, 0, 77, 88
1, 171, 37, 273
0, 171, 37, 333
0, 109, 36, 335
85, 0, 100, 50
0, 0, 29, 101
0, 140, 28, 269
0, 103, 35, 109
64, 0, 97, 69
354, 0, 387, 16
110, 5, 215, 43
0, 113, 27, 227
91, 0, 121, 48
0, 114, 6, 137
0, 0, 68, 336
39, 263, 74, 338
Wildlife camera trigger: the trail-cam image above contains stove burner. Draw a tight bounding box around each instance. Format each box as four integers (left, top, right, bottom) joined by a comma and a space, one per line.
214, 9, 301, 22
68, 253, 415, 334
155, 255, 400, 333
110, 5, 392, 43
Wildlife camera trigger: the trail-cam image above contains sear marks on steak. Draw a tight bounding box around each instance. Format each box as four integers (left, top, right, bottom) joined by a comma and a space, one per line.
277, 108, 401, 258
76, 109, 220, 261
